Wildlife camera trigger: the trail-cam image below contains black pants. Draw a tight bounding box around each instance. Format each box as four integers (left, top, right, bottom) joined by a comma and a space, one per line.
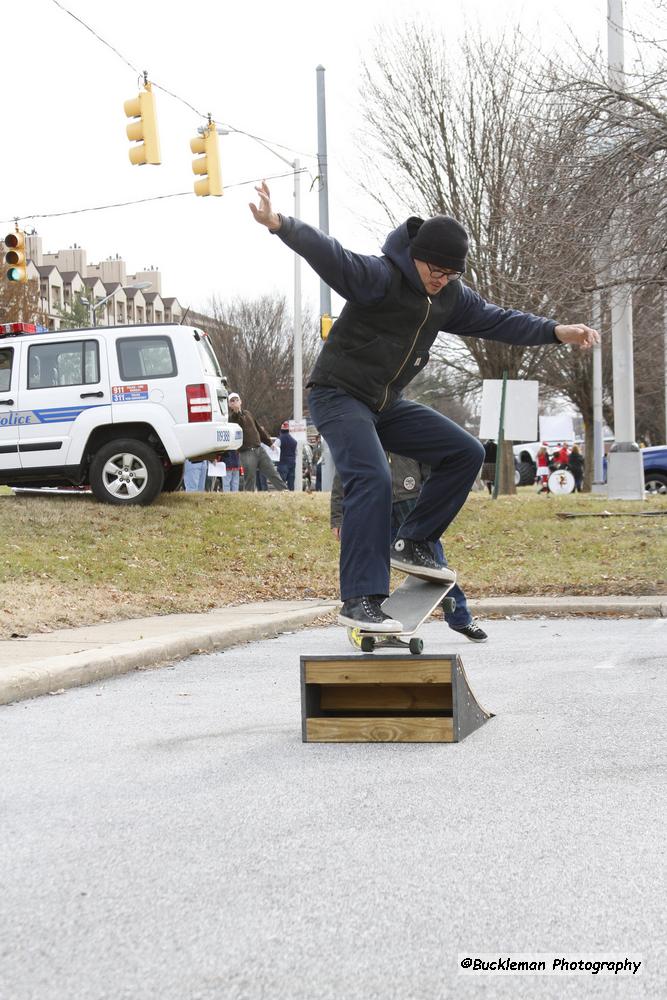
308, 387, 484, 600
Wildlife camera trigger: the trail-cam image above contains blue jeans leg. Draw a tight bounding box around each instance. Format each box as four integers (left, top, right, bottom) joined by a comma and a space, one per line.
391, 500, 472, 629
309, 387, 392, 600
377, 397, 485, 541
433, 539, 472, 629
183, 460, 207, 492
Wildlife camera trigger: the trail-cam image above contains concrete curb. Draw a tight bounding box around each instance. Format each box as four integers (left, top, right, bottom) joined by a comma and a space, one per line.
469, 596, 667, 618
1, 596, 664, 708
0, 603, 337, 707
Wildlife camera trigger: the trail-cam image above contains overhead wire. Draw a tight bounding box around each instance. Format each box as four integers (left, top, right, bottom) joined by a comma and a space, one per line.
47, 0, 320, 163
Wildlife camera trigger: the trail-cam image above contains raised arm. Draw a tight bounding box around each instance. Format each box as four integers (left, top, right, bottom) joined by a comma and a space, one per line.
250, 181, 391, 305
451, 285, 600, 349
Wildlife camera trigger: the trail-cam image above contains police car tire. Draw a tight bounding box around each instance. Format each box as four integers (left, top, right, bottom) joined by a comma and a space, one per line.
89, 438, 165, 506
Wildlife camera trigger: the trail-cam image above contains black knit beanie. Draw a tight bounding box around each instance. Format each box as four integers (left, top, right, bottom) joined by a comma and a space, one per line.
409, 215, 469, 272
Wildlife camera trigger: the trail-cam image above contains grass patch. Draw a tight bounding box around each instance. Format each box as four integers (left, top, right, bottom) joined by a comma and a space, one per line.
0, 488, 665, 637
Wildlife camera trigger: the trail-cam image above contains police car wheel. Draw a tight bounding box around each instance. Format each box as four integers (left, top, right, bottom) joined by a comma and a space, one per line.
89, 438, 165, 506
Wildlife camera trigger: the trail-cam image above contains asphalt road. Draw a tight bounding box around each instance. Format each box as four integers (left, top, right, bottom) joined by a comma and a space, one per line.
1, 618, 665, 1000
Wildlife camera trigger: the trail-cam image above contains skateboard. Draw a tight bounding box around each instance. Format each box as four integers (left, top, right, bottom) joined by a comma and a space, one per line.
347, 571, 457, 655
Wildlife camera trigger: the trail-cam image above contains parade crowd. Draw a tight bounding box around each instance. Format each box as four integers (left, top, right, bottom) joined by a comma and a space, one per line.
183, 391, 321, 493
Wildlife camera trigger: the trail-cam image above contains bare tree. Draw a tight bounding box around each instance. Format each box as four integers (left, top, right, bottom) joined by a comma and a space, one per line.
358, 26, 604, 490
0, 275, 47, 327
543, 5, 667, 445
204, 294, 319, 434
358, 15, 667, 492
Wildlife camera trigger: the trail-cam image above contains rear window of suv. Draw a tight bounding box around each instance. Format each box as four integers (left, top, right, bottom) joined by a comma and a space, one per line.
195, 332, 222, 378
117, 336, 177, 381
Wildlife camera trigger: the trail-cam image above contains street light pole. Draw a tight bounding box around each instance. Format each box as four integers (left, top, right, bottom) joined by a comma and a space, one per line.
606, 0, 644, 499
316, 64, 335, 493
292, 158, 303, 493
260, 146, 304, 492
81, 282, 151, 329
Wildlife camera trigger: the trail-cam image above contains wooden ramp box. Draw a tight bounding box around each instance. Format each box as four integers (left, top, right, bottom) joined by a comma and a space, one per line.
301, 653, 493, 743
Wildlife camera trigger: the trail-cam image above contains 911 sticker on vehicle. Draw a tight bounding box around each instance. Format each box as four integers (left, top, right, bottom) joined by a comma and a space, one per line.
112, 383, 149, 402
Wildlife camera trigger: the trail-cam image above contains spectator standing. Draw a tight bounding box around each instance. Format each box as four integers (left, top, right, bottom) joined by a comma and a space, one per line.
277, 421, 298, 490
258, 435, 281, 490
183, 459, 207, 492
568, 444, 585, 492
536, 446, 550, 493
206, 455, 226, 492
301, 440, 315, 492
222, 449, 241, 492
518, 449, 537, 486
228, 393, 287, 492
555, 442, 571, 466
312, 435, 323, 491
331, 455, 488, 641
481, 440, 497, 495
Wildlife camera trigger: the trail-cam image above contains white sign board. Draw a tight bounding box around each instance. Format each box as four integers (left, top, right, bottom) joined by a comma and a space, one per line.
539, 414, 575, 443
288, 419, 308, 443
478, 380, 539, 441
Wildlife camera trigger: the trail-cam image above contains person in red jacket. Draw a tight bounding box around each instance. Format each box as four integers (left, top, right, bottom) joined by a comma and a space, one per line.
536, 446, 550, 494
555, 443, 571, 466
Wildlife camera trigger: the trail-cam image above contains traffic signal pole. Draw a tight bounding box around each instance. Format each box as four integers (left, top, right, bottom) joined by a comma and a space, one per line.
316, 65, 335, 492
293, 158, 303, 494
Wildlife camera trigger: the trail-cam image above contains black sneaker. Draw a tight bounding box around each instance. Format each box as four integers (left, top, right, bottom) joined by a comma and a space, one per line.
338, 596, 403, 633
390, 538, 457, 583
450, 618, 488, 643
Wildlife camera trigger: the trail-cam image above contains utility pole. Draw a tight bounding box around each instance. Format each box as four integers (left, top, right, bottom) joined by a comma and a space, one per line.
293, 158, 303, 493
663, 286, 667, 444
316, 65, 331, 321
606, 0, 644, 499
592, 287, 605, 488
316, 64, 335, 491
260, 145, 304, 492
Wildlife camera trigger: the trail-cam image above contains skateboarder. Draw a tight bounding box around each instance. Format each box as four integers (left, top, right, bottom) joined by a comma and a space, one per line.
330, 455, 488, 642
249, 182, 600, 632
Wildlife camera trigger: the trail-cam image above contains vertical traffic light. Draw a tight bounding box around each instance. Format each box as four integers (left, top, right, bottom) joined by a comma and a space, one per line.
320, 314, 334, 340
124, 81, 161, 165
190, 121, 223, 197
4, 230, 28, 283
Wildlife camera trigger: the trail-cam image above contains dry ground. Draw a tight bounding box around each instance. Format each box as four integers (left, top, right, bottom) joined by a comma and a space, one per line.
0, 487, 665, 638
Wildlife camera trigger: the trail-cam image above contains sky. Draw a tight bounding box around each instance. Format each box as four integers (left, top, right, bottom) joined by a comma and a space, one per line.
4, 0, 638, 321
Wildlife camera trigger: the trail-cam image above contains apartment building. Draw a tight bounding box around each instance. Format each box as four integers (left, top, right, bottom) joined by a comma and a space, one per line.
21, 236, 184, 329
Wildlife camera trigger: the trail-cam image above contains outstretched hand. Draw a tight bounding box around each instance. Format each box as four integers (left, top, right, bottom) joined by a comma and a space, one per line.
554, 324, 600, 350
249, 180, 282, 232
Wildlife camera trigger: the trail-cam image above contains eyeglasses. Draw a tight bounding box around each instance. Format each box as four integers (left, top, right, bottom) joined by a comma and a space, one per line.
426, 262, 463, 281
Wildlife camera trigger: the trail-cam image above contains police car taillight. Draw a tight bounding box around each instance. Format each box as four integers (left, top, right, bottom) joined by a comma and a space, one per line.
0, 322, 37, 336
186, 383, 212, 422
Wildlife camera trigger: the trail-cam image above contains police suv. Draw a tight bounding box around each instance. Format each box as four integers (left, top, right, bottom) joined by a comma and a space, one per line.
0, 322, 242, 505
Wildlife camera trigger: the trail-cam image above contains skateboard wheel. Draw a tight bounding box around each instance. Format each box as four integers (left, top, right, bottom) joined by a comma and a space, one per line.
442, 597, 457, 613
347, 627, 363, 649
409, 637, 424, 655
360, 636, 376, 653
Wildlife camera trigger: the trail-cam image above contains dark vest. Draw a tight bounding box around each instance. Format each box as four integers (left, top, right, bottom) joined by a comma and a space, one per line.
308, 261, 461, 411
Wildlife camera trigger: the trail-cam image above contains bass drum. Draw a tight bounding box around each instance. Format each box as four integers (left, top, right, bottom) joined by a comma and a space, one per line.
548, 468, 575, 494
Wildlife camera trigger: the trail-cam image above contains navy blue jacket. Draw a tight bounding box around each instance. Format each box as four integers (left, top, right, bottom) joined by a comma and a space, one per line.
276, 215, 559, 411
278, 430, 297, 465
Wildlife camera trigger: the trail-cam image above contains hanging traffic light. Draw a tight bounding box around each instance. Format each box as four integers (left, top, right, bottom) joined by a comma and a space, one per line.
4, 230, 28, 283
191, 121, 223, 197
124, 80, 161, 165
